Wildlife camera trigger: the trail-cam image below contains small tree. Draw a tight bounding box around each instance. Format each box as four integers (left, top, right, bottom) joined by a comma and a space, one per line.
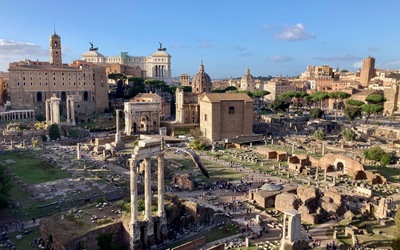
189, 139, 206, 150
364, 146, 391, 165
314, 129, 325, 140
309, 108, 324, 119
48, 124, 61, 140
341, 128, 356, 141
344, 105, 362, 125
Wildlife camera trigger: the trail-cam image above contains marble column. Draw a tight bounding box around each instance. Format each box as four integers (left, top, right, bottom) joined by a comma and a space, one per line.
130, 159, 138, 224
157, 154, 165, 217
45, 100, 50, 123
129, 158, 141, 249
66, 99, 70, 123
115, 109, 121, 142
77, 143, 81, 160
144, 158, 152, 221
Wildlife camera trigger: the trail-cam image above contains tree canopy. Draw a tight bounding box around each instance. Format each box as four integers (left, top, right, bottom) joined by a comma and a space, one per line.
344, 105, 362, 124
314, 129, 326, 140
341, 128, 357, 141
361, 104, 384, 124
270, 98, 291, 114
346, 99, 364, 107
365, 93, 387, 104
309, 108, 324, 119
364, 146, 391, 165
48, 124, 61, 141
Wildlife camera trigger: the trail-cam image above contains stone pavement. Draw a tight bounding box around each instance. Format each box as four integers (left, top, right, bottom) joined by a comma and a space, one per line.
308, 219, 337, 248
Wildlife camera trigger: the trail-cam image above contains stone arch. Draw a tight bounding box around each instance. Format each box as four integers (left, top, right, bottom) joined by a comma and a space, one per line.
354, 170, 367, 180
124, 102, 161, 136
140, 115, 150, 133
299, 166, 306, 174
326, 165, 335, 172
336, 162, 344, 172
371, 175, 384, 184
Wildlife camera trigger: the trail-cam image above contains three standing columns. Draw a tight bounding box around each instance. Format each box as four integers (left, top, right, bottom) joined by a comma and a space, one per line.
129, 153, 167, 250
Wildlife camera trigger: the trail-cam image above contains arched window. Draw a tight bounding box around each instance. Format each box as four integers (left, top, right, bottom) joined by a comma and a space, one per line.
83, 91, 89, 101
61, 92, 66, 102
36, 92, 42, 103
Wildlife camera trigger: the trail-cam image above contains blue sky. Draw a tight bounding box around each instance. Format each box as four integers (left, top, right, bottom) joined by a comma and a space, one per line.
1, 0, 400, 79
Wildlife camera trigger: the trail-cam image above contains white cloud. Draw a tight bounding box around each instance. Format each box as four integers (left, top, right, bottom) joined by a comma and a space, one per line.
353, 60, 363, 69
314, 54, 361, 62
274, 23, 315, 41
199, 41, 212, 49
268, 54, 292, 62
0, 39, 47, 55
0, 39, 48, 71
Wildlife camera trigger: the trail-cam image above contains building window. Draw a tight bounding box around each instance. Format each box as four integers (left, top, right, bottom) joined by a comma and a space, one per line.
83, 91, 89, 101
204, 114, 207, 121
229, 106, 235, 114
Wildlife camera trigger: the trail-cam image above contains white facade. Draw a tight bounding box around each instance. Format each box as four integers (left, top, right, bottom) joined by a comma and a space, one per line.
82, 47, 172, 82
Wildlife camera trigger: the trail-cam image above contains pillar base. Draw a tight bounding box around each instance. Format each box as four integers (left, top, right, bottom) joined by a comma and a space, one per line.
130, 222, 142, 250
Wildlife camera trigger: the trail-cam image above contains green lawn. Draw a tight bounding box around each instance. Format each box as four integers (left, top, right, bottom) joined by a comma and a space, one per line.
7, 227, 40, 250
364, 165, 400, 183
0, 150, 71, 184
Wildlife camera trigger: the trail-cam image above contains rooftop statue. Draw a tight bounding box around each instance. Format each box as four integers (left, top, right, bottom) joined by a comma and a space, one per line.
89, 42, 98, 51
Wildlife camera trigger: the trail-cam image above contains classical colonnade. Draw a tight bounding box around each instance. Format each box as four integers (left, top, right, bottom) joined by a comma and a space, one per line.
0, 110, 35, 121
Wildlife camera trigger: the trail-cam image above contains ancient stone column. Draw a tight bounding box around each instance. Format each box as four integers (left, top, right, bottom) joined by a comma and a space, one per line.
315, 167, 319, 181
157, 154, 165, 217
324, 168, 327, 182
115, 109, 121, 142
66, 99, 70, 123
45, 100, 50, 123
322, 144, 325, 156
129, 158, 141, 249
77, 143, 81, 160
144, 158, 152, 221
292, 143, 295, 154
130, 159, 138, 224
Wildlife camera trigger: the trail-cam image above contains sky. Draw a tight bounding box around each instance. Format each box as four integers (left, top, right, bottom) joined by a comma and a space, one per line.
1, 0, 400, 79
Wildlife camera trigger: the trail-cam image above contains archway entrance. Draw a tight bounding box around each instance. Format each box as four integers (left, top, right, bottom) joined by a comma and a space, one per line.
140, 116, 150, 133
336, 162, 344, 172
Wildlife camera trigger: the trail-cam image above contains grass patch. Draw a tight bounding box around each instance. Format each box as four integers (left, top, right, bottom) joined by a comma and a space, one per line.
7, 226, 40, 249
0, 150, 71, 184
364, 165, 400, 183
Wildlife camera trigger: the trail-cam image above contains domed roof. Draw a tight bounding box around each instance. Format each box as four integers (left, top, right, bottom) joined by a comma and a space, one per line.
259, 183, 282, 192
241, 68, 255, 83
151, 50, 171, 57
192, 62, 212, 94
240, 68, 255, 91
81, 50, 104, 58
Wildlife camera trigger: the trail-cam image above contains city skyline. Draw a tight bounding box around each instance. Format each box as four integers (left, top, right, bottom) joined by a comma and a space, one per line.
1, 0, 400, 79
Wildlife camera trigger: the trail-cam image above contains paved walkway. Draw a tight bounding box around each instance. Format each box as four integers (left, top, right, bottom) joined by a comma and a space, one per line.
308, 219, 337, 248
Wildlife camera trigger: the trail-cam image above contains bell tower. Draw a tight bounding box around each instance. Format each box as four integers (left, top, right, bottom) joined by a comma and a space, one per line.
50, 32, 62, 67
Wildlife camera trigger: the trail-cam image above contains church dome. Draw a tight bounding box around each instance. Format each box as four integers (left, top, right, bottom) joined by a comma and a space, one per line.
192, 62, 212, 94
240, 68, 255, 91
